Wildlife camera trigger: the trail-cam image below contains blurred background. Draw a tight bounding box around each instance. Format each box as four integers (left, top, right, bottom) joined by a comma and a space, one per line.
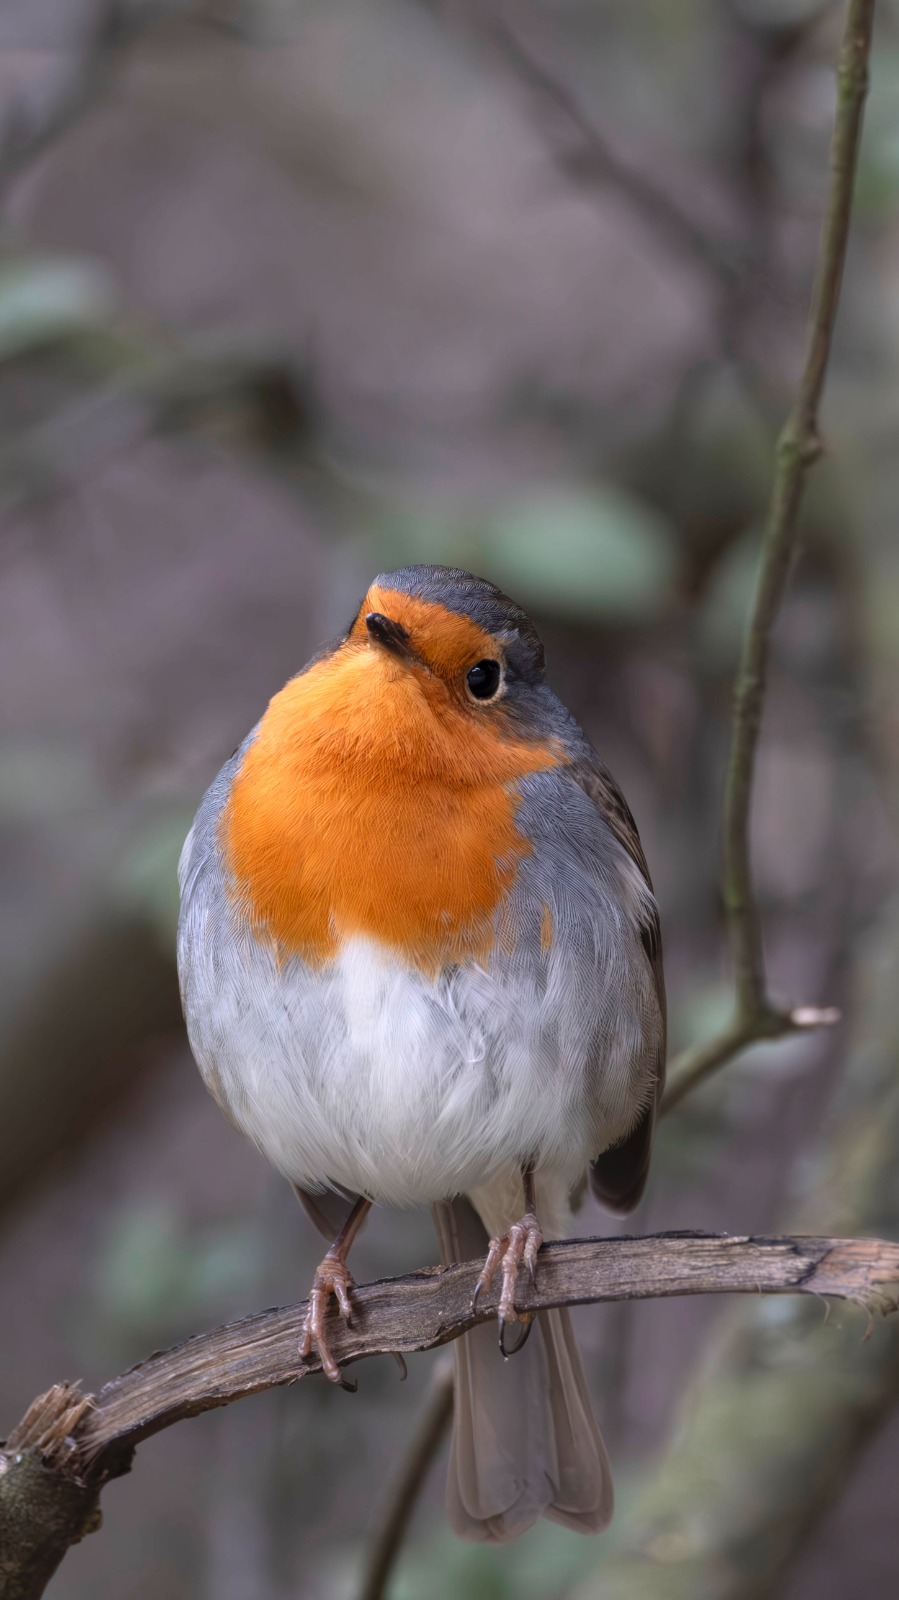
2, 1, 899, 1596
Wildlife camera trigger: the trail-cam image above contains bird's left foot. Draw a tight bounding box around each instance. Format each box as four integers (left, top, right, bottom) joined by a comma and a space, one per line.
472, 1211, 542, 1356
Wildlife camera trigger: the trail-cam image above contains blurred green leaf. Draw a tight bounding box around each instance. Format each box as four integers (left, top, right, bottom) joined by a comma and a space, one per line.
384, 1518, 601, 1600
98, 1203, 188, 1331
95, 1200, 260, 1346
854, 46, 899, 217
114, 811, 195, 947
671, 979, 734, 1057
483, 489, 675, 622
0, 255, 120, 361
0, 739, 99, 818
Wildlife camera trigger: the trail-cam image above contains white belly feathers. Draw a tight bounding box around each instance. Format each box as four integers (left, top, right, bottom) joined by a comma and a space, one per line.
181, 927, 641, 1207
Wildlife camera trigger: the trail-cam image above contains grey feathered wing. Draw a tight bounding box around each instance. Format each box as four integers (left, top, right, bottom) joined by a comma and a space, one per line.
433, 1197, 612, 1542
566, 753, 667, 1213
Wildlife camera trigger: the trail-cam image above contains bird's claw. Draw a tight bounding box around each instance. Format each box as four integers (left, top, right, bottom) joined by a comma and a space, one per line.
471, 1211, 543, 1356
498, 1313, 534, 1358
300, 1251, 356, 1384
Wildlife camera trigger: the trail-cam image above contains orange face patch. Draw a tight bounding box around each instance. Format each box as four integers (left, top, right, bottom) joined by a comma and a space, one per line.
222, 590, 556, 973
349, 584, 505, 690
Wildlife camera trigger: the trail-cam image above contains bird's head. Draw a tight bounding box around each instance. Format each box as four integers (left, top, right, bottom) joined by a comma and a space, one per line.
345, 564, 548, 736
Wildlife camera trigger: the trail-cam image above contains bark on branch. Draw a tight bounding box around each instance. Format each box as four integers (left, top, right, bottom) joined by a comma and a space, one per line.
2, 1232, 898, 1598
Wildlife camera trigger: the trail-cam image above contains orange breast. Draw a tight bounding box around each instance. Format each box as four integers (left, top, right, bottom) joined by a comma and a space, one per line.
221, 633, 557, 974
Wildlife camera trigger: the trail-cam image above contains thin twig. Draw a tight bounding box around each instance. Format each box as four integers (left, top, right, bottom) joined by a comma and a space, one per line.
663, 0, 875, 1110
662, 1004, 841, 1116
359, 1357, 455, 1600
723, 0, 873, 1012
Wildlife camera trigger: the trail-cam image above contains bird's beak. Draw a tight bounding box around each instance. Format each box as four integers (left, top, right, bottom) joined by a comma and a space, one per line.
364, 612, 421, 665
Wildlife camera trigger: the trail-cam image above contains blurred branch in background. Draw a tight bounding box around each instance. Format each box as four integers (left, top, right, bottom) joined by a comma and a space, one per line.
662, 0, 875, 1108
425, 0, 822, 414
0, 329, 320, 516
462, 6, 742, 295
359, 1356, 454, 1600
0, 0, 185, 205
2, 1229, 898, 1600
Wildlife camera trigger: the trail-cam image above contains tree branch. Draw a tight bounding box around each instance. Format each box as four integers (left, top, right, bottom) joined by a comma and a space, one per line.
2, 1231, 897, 1597
74, 1234, 899, 1457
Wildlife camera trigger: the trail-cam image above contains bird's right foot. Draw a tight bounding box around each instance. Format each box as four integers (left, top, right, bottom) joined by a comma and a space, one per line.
300, 1251, 356, 1383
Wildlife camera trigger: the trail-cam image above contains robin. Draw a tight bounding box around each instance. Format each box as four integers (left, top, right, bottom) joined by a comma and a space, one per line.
178, 564, 665, 1542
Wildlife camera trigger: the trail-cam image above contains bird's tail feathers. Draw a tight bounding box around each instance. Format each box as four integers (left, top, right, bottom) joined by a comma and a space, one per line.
432, 1195, 612, 1543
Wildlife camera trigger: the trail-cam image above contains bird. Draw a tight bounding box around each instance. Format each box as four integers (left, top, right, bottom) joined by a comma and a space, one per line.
177, 563, 666, 1543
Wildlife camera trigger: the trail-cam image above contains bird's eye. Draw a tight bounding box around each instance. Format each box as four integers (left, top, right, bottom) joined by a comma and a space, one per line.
466, 659, 502, 700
